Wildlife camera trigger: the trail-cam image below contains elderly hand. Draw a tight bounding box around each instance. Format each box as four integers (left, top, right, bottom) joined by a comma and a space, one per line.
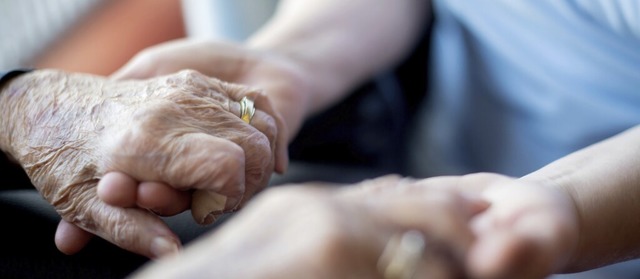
0, 69, 280, 258
129, 175, 489, 279
101, 38, 298, 212
98, 38, 300, 222
420, 173, 580, 279
112, 38, 307, 144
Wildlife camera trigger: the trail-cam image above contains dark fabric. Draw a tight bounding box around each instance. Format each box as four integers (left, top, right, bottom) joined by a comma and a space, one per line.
1, 69, 37, 190
0, 69, 33, 89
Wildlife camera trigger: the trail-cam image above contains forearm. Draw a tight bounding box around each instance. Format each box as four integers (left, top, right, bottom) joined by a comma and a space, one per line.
247, 0, 429, 116
522, 125, 640, 272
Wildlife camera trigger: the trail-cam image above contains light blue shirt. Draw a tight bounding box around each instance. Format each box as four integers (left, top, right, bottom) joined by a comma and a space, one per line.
409, 0, 640, 177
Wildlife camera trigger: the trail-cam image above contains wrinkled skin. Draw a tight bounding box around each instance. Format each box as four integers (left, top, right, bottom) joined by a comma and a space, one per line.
99, 38, 302, 229
0, 69, 282, 258
112, 38, 306, 145
130, 175, 488, 279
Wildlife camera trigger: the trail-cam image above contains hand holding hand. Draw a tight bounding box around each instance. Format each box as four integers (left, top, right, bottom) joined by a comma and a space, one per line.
112, 38, 303, 151
0, 69, 279, 258
130, 175, 489, 279
420, 173, 580, 279
100, 38, 300, 225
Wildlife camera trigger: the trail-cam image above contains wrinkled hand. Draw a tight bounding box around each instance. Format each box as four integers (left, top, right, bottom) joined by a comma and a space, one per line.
0, 69, 280, 258
98, 38, 300, 223
129, 175, 489, 279
112, 38, 303, 157
101, 38, 298, 210
421, 173, 580, 279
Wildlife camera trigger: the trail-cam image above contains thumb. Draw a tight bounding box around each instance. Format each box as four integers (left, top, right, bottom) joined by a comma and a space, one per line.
55, 220, 94, 255
110, 56, 153, 81
467, 230, 543, 278
468, 217, 570, 279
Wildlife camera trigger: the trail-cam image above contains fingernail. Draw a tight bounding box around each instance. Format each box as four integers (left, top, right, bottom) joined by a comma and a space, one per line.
225, 196, 243, 212
202, 212, 220, 225
150, 237, 179, 259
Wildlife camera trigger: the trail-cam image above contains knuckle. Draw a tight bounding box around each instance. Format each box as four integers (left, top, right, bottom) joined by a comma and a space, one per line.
114, 107, 166, 147
176, 69, 205, 80
245, 132, 272, 165
162, 70, 209, 93
214, 146, 245, 172
243, 133, 273, 182
261, 113, 278, 143
106, 213, 139, 248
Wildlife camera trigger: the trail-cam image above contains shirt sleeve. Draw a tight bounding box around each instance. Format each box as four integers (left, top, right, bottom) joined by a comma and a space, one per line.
0, 69, 34, 90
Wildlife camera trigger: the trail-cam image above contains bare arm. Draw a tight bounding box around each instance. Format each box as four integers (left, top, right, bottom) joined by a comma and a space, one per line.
522, 125, 640, 272
247, 0, 429, 134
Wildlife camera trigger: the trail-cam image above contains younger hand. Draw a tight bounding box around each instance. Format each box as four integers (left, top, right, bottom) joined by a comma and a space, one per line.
130, 175, 489, 279
420, 173, 580, 279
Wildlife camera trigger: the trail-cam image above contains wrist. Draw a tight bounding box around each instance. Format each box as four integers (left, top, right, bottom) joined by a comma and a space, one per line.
247, 29, 359, 116
0, 70, 34, 157
521, 168, 584, 273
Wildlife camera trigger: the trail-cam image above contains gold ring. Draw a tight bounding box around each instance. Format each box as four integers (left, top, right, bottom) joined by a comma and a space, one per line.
239, 96, 255, 124
377, 230, 426, 279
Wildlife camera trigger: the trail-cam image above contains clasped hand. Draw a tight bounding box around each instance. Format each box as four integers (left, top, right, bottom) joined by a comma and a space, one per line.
130, 173, 579, 279
0, 69, 286, 258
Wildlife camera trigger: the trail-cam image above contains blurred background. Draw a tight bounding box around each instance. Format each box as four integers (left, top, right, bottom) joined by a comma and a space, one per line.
0, 0, 278, 75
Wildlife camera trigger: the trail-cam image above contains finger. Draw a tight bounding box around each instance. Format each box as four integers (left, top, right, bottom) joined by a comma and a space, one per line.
110, 52, 154, 80
235, 90, 288, 173
197, 85, 276, 204
176, 72, 277, 203
191, 190, 230, 224
158, 133, 246, 224
468, 184, 577, 279
97, 172, 138, 207
227, 101, 278, 173
375, 192, 477, 257
411, 177, 492, 214
346, 175, 489, 216
114, 131, 246, 212
228, 100, 277, 157
468, 230, 547, 279
98, 172, 190, 217
415, 173, 513, 195
185, 70, 288, 174
372, 190, 476, 279
55, 220, 94, 255
224, 86, 279, 173
137, 181, 191, 216
76, 202, 182, 259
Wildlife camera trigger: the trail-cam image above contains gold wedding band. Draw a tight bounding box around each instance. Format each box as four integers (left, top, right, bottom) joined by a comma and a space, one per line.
239, 96, 256, 124
377, 230, 426, 279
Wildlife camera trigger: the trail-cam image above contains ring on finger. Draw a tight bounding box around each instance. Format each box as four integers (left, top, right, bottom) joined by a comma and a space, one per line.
377, 230, 426, 279
239, 96, 256, 124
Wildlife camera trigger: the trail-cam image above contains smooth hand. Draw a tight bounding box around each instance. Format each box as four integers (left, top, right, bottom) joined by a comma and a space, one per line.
129, 175, 488, 279
421, 173, 580, 279
0, 69, 279, 258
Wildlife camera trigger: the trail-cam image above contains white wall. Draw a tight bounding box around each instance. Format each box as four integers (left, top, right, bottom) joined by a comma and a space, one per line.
181, 0, 279, 41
